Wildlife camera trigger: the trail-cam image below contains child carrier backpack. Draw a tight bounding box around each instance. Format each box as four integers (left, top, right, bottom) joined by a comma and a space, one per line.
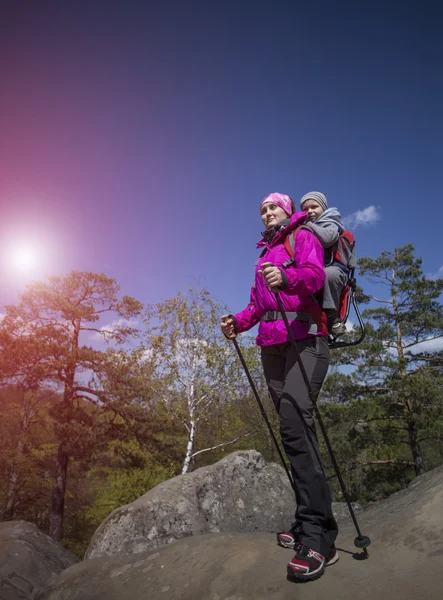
330, 229, 357, 269
283, 226, 365, 349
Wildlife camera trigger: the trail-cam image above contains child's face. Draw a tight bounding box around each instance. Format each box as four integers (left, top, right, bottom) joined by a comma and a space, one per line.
260, 202, 288, 229
301, 200, 324, 222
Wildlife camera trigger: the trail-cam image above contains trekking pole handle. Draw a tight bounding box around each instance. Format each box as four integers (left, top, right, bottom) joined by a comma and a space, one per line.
259, 261, 283, 293
220, 314, 237, 340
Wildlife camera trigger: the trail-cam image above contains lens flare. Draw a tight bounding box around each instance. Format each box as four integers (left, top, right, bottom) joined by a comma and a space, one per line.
10, 244, 39, 272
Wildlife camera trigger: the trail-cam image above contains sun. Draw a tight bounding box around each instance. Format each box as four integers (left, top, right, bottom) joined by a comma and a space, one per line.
10, 244, 39, 272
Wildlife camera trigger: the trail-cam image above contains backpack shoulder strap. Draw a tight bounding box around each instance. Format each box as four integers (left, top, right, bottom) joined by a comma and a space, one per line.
282, 224, 328, 335
283, 226, 301, 260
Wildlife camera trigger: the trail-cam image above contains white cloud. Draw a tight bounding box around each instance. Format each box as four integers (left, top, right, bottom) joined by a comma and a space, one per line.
91, 318, 138, 341
383, 336, 443, 356
427, 266, 443, 280
345, 318, 355, 332
343, 205, 380, 229
407, 337, 443, 354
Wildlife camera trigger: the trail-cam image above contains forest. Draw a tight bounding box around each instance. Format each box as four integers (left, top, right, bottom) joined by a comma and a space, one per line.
1, 244, 442, 558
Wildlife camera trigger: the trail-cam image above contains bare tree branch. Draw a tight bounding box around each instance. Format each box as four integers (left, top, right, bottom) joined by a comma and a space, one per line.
191, 431, 257, 458
370, 296, 393, 304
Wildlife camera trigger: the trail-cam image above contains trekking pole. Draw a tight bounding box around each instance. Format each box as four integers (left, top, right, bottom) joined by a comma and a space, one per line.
274, 291, 371, 555
231, 337, 294, 490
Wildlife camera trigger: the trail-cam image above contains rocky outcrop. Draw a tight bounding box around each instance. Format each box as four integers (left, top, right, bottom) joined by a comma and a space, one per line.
0, 520, 78, 600
86, 450, 295, 559
36, 463, 443, 599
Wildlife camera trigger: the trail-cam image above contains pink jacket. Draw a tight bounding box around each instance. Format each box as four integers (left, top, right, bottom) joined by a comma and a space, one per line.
235, 212, 326, 346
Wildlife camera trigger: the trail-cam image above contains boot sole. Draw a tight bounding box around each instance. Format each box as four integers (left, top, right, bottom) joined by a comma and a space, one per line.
326, 551, 339, 567
287, 564, 325, 582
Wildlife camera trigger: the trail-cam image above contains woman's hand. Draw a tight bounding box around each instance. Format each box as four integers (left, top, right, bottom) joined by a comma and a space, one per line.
259, 262, 283, 291
220, 314, 237, 339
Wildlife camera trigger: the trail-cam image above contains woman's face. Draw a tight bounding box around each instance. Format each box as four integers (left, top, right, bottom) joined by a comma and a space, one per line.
260, 202, 288, 230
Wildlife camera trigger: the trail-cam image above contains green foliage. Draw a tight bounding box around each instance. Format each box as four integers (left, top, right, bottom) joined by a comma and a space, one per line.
0, 257, 441, 554
0, 271, 143, 540
86, 440, 171, 522
61, 439, 172, 557
0, 386, 57, 523
323, 244, 443, 500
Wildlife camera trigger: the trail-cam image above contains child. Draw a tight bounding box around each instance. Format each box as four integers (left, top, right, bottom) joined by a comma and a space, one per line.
300, 191, 348, 337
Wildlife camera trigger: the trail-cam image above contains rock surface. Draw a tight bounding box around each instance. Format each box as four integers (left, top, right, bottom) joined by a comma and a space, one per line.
0, 520, 78, 600
37, 464, 443, 600
86, 450, 295, 559
331, 501, 362, 521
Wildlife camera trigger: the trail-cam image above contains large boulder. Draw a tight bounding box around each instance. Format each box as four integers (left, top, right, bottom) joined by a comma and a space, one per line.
0, 520, 78, 600
36, 463, 443, 599
86, 450, 295, 559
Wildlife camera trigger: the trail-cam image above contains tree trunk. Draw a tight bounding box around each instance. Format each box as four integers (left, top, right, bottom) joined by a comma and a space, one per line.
181, 376, 196, 475
182, 418, 196, 474
408, 419, 425, 476
391, 275, 407, 375
49, 327, 79, 541
3, 438, 24, 519
3, 391, 31, 520
4, 468, 20, 519
49, 441, 69, 541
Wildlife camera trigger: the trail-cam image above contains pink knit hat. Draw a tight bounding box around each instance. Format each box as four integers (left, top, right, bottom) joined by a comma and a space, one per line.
260, 192, 294, 217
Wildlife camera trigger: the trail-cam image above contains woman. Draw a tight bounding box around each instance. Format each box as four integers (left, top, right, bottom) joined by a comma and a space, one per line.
221, 192, 338, 582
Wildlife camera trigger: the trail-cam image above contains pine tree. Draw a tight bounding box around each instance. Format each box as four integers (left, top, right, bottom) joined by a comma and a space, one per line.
0, 272, 142, 540
328, 244, 443, 485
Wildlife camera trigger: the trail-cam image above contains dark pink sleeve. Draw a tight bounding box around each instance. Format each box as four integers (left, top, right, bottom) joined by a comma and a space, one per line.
234, 283, 261, 333
283, 229, 326, 295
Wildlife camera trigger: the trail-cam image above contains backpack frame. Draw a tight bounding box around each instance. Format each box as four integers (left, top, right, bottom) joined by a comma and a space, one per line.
283, 226, 365, 349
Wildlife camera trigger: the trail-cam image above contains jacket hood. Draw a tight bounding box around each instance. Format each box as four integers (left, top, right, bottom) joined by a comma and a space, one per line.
314, 207, 345, 232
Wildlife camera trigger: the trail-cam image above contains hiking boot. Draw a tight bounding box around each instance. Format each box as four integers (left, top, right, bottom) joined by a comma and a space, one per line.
329, 320, 346, 338
277, 522, 302, 549
287, 544, 339, 581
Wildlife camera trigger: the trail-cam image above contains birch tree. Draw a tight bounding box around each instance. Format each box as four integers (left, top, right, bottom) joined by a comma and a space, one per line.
143, 289, 253, 474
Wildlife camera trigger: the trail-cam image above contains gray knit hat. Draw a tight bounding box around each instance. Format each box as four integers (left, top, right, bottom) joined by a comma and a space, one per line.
300, 191, 328, 212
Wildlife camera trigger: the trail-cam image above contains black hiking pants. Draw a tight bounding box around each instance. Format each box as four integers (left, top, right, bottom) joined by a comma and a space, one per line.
261, 336, 338, 558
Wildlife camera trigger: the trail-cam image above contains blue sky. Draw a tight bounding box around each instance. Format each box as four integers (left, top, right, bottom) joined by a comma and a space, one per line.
1, 0, 442, 340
